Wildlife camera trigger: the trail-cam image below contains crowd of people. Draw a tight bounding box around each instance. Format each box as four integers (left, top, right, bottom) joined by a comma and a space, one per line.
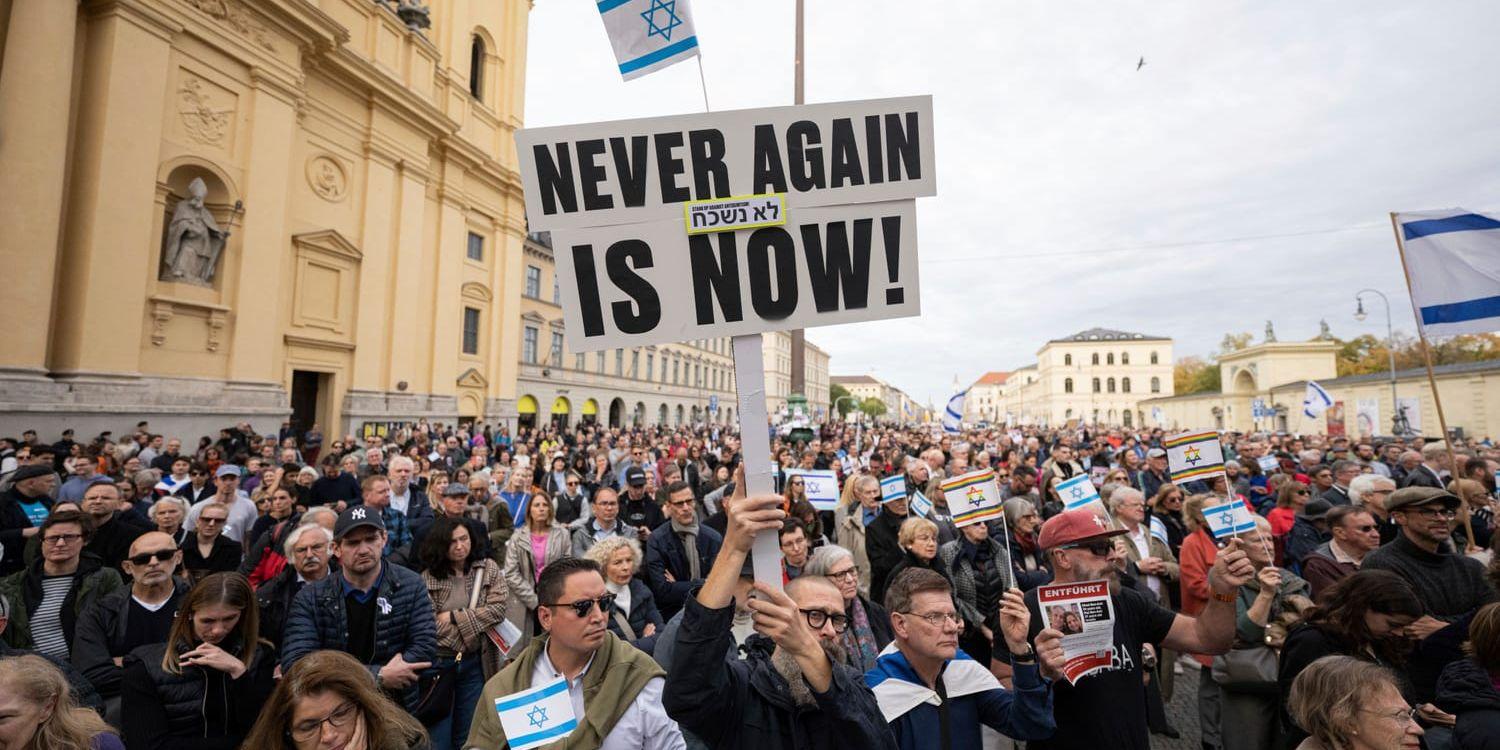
1, 418, 1499, 750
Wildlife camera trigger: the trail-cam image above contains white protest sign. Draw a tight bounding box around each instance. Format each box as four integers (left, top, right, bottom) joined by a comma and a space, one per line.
787, 469, 840, 511
1036, 580, 1117, 684
1256, 455, 1279, 474
516, 96, 935, 232
548, 199, 920, 351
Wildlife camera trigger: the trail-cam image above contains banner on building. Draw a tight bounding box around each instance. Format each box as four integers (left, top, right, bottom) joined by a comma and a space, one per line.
1397, 397, 1423, 434
1356, 399, 1380, 437
1326, 401, 1346, 437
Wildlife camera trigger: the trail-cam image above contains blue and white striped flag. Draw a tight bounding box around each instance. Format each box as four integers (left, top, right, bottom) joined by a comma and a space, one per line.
941, 391, 966, 434
596, 0, 701, 81
909, 490, 933, 518
493, 676, 578, 750
879, 474, 907, 504
1302, 381, 1333, 419
1057, 473, 1103, 512
1395, 209, 1500, 337
1202, 500, 1258, 540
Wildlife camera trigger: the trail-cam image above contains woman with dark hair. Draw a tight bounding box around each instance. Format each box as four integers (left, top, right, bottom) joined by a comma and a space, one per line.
1277, 569, 1425, 749
121, 572, 276, 749
241, 650, 428, 750
1269, 481, 1312, 537
1148, 483, 1189, 560
418, 517, 506, 750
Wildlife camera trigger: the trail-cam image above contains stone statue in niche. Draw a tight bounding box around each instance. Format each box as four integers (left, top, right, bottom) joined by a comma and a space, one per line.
161, 177, 230, 285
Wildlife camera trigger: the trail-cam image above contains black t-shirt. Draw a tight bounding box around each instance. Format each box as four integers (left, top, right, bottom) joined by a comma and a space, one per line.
345, 591, 378, 664
995, 584, 1176, 750
123, 592, 182, 654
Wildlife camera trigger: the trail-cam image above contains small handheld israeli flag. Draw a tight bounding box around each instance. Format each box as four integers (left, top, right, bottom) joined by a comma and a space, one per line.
879, 474, 907, 504
1302, 381, 1333, 419
596, 0, 701, 81
909, 490, 933, 518
1202, 500, 1258, 540
1057, 473, 1103, 512
495, 676, 578, 750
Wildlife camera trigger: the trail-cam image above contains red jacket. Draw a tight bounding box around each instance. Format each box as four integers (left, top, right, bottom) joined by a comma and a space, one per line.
1178, 527, 1219, 666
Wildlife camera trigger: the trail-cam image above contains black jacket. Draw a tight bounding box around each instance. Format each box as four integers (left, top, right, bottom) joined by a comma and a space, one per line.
866, 509, 907, 607
254, 566, 315, 650
0, 639, 104, 713
881, 550, 951, 608
86, 514, 150, 573
121, 638, 276, 750
72, 579, 191, 698
179, 535, 243, 581
606, 578, 665, 645
0, 486, 49, 576
645, 520, 723, 620
173, 482, 215, 505
1436, 657, 1500, 750
664, 593, 898, 750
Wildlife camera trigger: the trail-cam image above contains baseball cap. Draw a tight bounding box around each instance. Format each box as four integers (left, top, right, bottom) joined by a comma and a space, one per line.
9, 465, 53, 482
1385, 487, 1461, 513
442, 483, 470, 497
1146, 448, 1166, 459
625, 466, 647, 487
215, 465, 241, 479
334, 505, 386, 539
1037, 509, 1128, 550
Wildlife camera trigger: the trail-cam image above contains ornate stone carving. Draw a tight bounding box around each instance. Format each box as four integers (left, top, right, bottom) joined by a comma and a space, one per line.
178, 78, 233, 146
306, 155, 348, 202
185, 0, 276, 52
395, 2, 433, 33
1264, 320, 1277, 343
161, 178, 231, 286
151, 302, 174, 346
207, 311, 227, 352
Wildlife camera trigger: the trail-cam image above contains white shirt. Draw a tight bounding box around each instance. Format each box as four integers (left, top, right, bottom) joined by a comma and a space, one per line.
390, 486, 412, 516
531, 644, 685, 750
184, 493, 259, 543
1125, 524, 1161, 597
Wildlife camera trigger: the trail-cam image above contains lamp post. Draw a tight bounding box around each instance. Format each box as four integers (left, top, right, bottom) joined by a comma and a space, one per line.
1354, 289, 1402, 436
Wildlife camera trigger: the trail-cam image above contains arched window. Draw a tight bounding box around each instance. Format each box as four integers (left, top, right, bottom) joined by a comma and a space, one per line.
469, 35, 486, 100
1151, 376, 1161, 393
1064, 354, 1072, 366
1107, 377, 1116, 393
1092, 377, 1101, 393
1121, 352, 1130, 365
1091, 353, 1099, 366
1107, 353, 1115, 365
1122, 377, 1131, 393
1064, 377, 1074, 393
1150, 351, 1159, 365
1123, 410, 1133, 427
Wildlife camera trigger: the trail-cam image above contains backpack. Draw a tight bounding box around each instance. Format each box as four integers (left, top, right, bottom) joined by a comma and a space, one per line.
247, 519, 293, 588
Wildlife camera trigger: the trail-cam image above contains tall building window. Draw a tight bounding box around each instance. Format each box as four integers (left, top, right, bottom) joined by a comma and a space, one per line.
673, 359, 680, 384
1151, 376, 1161, 393
1064, 377, 1074, 393
1107, 377, 1116, 393
1122, 377, 1131, 393
647, 353, 654, 380
1107, 353, 1115, 365
596, 352, 605, 373
462, 307, 480, 355
615, 349, 624, 375
1092, 377, 1101, 393
1064, 354, 1072, 366
525, 266, 541, 298
575, 353, 585, 370
1121, 352, 1130, 365
1150, 351, 1159, 365
522, 326, 538, 363
469, 35, 485, 100
552, 276, 561, 304
1091, 353, 1100, 365
631, 350, 640, 377
550, 332, 563, 365
466, 232, 484, 261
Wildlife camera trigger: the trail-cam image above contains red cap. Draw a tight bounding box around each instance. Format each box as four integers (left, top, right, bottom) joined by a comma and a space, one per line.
1037, 509, 1128, 550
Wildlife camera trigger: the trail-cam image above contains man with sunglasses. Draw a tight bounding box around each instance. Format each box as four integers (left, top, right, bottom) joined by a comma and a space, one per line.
72, 530, 189, 720
994, 508, 1254, 750
1301, 505, 1381, 599
465, 556, 684, 749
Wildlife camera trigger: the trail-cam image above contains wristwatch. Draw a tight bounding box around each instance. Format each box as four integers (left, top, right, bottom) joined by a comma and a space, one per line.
1011, 644, 1036, 663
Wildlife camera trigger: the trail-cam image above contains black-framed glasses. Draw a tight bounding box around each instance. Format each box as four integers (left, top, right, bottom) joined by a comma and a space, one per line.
799, 608, 850, 633
42, 533, 84, 546
1407, 506, 1458, 520
544, 593, 617, 618
1064, 540, 1115, 557
128, 549, 176, 566
289, 701, 358, 740
825, 568, 859, 582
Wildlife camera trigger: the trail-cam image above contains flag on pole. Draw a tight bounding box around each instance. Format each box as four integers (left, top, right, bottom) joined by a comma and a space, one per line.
1394, 209, 1500, 337
1302, 381, 1333, 419
1202, 500, 1258, 540
596, 0, 701, 81
941, 469, 1002, 527
1056, 473, 1104, 512
942, 391, 966, 434
1165, 430, 1225, 486
493, 676, 579, 750
879, 474, 907, 504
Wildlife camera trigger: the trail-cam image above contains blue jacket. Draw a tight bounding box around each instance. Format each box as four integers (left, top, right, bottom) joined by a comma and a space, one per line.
280, 560, 436, 708
645, 521, 723, 620
865, 647, 1054, 749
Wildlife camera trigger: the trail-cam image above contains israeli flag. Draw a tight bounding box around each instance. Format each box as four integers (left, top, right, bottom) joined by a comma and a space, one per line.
1057, 473, 1103, 511
1395, 209, 1500, 337
596, 0, 701, 81
909, 490, 933, 518
1202, 500, 1258, 540
1302, 381, 1333, 419
942, 391, 966, 434
494, 676, 578, 750
879, 474, 907, 504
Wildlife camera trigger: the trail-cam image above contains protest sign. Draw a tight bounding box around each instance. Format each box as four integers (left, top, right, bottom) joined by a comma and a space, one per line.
1165, 430, 1225, 486
1057, 473, 1104, 513
788, 468, 839, 511
880, 474, 907, 504
1202, 500, 1258, 540
941, 469, 1002, 527
1256, 455, 1279, 474
1036, 580, 1117, 684
909, 490, 933, 518
494, 676, 578, 750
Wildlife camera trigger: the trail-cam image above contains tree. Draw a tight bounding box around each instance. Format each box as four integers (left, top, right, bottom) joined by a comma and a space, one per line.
858, 397, 888, 419
1217, 332, 1254, 356
1173, 356, 1221, 394
830, 383, 852, 417
1333, 332, 1500, 377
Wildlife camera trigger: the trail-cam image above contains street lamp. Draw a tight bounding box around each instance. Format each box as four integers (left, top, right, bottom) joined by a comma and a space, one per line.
1354, 289, 1403, 436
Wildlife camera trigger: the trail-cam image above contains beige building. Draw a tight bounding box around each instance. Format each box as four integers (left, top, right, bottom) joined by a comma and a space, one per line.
0, 0, 532, 439
963, 371, 1010, 423
831, 373, 921, 423
998, 328, 1175, 427
765, 332, 830, 421
513, 232, 737, 429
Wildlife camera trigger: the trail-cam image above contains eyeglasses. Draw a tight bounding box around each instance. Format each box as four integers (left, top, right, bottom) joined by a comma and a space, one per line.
127, 549, 176, 566
189, 471, 204, 477
1350, 524, 1377, 533
825, 568, 859, 582
1064, 540, 1115, 557
290, 701, 358, 741
799, 608, 850, 633
544, 593, 617, 618
1405, 506, 1458, 520
1359, 706, 1419, 728
900, 610, 964, 629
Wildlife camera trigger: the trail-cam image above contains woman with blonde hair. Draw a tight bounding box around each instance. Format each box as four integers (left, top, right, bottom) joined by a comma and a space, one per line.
501, 491, 572, 654
121, 572, 276, 749
1287, 654, 1422, 750
879, 516, 948, 607
583, 535, 662, 647
0, 654, 122, 750
834, 473, 881, 597
241, 650, 428, 750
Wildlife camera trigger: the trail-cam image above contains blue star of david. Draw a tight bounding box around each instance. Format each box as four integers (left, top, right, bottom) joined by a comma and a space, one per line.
1070, 487, 1084, 500
641, 0, 683, 41
526, 705, 548, 728
1218, 512, 1235, 528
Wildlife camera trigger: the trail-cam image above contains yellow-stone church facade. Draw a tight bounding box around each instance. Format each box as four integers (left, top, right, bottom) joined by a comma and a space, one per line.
0, 0, 532, 438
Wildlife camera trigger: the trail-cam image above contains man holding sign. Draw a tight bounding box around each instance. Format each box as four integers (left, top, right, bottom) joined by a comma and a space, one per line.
994, 509, 1254, 750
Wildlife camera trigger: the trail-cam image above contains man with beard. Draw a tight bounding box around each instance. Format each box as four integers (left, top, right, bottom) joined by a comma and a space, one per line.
465, 556, 683, 749
994, 509, 1253, 750
664, 471, 895, 750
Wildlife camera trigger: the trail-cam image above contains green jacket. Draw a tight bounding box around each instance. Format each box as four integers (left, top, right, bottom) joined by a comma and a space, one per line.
0, 552, 123, 650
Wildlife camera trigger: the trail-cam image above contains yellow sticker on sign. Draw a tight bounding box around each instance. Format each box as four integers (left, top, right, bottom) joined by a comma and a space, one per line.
684, 193, 786, 235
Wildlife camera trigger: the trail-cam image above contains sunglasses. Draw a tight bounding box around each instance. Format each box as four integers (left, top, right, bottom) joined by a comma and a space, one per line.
1064, 540, 1115, 557
544, 593, 617, 618
128, 549, 177, 566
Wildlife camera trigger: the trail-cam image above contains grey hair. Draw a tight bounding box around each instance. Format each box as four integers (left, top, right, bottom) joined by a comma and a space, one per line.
803, 544, 854, 578
1299, 449, 1322, 463
582, 535, 643, 574
133, 469, 161, 488
148, 495, 189, 521
0, 591, 10, 619
283, 524, 333, 556
1108, 486, 1145, 512
1003, 498, 1036, 526
387, 455, 414, 471
1348, 473, 1394, 506
300, 506, 338, 528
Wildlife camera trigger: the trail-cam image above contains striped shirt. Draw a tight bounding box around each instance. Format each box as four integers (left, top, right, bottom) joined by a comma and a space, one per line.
32, 575, 75, 660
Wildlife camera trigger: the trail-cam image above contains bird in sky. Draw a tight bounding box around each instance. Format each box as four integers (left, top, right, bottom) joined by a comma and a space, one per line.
1137, 56, 1146, 71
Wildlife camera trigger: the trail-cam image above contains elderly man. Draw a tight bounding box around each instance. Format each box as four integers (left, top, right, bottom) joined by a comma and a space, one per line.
1349, 473, 1399, 545
1110, 487, 1177, 607
385, 455, 431, 528
147, 438, 185, 474
1321, 460, 1359, 506
256, 522, 335, 649
1401, 441, 1452, 489
574, 487, 624, 556
1137, 448, 1171, 499
184, 464, 258, 543
80, 478, 148, 573
1300, 505, 1381, 599
0, 464, 56, 575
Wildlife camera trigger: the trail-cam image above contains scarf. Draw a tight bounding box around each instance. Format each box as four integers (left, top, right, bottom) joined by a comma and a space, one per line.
840, 597, 881, 674
482, 633, 664, 750
671, 518, 701, 579
1013, 531, 1038, 557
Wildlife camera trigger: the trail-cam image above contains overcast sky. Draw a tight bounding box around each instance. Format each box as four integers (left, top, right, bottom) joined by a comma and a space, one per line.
523, 0, 1500, 407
